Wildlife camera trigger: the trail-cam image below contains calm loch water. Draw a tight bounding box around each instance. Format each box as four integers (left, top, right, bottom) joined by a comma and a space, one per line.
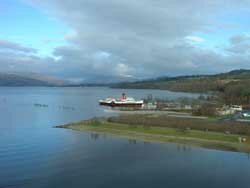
0, 87, 249, 188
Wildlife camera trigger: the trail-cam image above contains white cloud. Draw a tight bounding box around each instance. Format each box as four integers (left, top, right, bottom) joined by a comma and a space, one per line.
185, 36, 205, 44
6, 0, 250, 81
115, 63, 134, 78
64, 30, 78, 41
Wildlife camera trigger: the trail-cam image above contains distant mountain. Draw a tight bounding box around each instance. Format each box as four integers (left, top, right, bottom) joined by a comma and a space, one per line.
214, 69, 250, 79
2, 69, 250, 89
111, 69, 250, 93
0, 72, 68, 86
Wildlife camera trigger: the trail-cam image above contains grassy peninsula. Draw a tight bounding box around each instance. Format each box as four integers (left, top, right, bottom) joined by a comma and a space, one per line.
57, 115, 250, 153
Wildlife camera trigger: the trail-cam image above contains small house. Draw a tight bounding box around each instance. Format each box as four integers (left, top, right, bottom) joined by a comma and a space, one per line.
230, 105, 243, 112
216, 105, 236, 116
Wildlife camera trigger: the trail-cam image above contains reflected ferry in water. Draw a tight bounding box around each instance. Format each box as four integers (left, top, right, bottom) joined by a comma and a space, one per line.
99, 93, 144, 108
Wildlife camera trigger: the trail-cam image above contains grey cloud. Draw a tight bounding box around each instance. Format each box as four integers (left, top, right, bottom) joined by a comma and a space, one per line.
230, 35, 250, 45
20, 0, 250, 81
226, 34, 250, 54
0, 51, 55, 73
0, 39, 37, 53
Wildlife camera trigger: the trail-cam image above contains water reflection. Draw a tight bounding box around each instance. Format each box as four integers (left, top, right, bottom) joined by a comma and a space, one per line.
1, 87, 250, 188
128, 139, 137, 144
90, 133, 100, 141
177, 144, 192, 152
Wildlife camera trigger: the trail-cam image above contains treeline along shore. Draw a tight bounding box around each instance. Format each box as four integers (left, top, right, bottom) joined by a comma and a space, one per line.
111, 69, 250, 105
56, 114, 250, 153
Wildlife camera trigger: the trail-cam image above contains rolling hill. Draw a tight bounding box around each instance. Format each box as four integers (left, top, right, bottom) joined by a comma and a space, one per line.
0, 72, 68, 86
112, 69, 250, 93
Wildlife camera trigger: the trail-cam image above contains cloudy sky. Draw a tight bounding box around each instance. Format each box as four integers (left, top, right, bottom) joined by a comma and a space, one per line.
1, 0, 250, 82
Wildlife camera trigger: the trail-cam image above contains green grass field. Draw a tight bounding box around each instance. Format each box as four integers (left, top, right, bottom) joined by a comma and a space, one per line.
58, 119, 250, 153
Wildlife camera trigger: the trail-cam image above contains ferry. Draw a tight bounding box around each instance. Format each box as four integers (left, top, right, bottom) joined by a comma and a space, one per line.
99, 93, 144, 108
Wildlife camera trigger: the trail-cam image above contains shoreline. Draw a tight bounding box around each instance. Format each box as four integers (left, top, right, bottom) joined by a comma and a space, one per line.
56, 118, 250, 153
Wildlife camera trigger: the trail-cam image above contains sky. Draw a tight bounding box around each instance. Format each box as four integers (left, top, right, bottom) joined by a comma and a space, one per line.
1, 0, 250, 82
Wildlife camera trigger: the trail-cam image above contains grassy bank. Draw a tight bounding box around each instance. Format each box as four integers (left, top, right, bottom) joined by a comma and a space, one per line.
108, 114, 250, 135
57, 117, 250, 153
